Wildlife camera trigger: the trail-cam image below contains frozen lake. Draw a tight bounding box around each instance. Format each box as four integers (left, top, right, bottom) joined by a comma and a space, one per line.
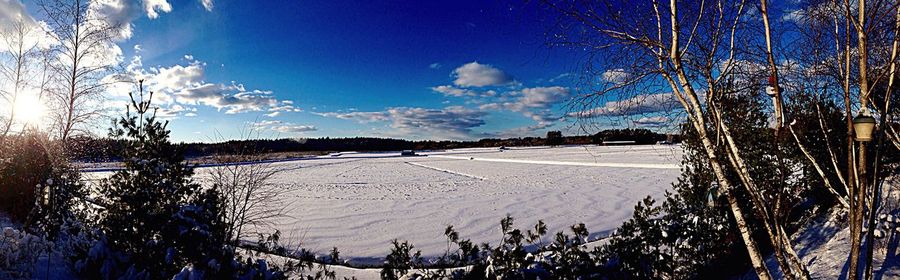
84, 145, 683, 265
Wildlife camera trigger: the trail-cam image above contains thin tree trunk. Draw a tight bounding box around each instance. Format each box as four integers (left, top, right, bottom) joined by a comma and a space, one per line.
726, 189, 774, 279
759, 0, 784, 134
849, 0, 870, 277
756, 2, 814, 277
790, 124, 850, 208
666, 3, 772, 276
862, 4, 900, 279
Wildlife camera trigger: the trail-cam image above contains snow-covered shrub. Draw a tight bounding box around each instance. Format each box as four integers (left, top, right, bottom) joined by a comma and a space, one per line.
30, 168, 88, 240
542, 223, 599, 277
379, 217, 607, 279
0, 226, 50, 278
483, 215, 541, 278
381, 240, 424, 280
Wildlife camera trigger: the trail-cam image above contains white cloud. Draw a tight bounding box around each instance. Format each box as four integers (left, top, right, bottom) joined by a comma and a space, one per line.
111, 56, 299, 116
142, 0, 172, 19
272, 124, 316, 133
269, 100, 303, 113
431, 85, 499, 98
85, 0, 139, 40
386, 106, 487, 139
316, 106, 487, 139
251, 120, 281, 127
177, 84, 280, 114
452, 62, 514, 87
152, 62, 205, 91
80, 0, 212, 40
452, 86, 570, 133
548, 73, 571, 83
633, 116, 670, 127
568, 93, 679, 118
431, 85, 477, 97
200, 0, 214, 11
312, 111, 389, 123
0, 1, 56, 52
480, 86, 569, 116
0, 0, 30, 26
251, 120, 316, 134
602, 69, 629, 83
429, 63, 442, 69
515, 86, 569, 109
155, 104, 196, 119
0, 0, 36, 33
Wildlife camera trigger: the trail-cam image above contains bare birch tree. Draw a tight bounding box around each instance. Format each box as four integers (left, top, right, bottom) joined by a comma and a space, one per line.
205, 130, 293, 244
0, 17, 42, 140
529, 0, 900, 278
38, 0, 120, 142
537, 1, 784, 279
790, 1, 900, 279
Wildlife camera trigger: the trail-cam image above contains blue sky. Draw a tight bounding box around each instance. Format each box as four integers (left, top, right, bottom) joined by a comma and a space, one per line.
77, 0, 585, 142
10, 0, 806, 142
0, 0, 819, 142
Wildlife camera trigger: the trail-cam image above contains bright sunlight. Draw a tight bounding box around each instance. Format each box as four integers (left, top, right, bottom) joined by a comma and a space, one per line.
12, 93, 47, 126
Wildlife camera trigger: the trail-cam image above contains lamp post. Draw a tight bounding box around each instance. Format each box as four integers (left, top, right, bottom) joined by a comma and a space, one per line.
853, 108, 877, 142
853, 106, 875, 280
853, 108, 876, 230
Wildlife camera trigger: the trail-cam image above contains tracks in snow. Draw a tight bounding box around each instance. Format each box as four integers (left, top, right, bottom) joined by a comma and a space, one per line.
404, 161, 487, 181
426, 155, 680, 169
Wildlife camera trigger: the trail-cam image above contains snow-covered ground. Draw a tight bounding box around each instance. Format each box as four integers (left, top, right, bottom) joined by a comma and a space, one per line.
72, 145, 900, 279
84, 145, 684, 268
732, 208, 900, 280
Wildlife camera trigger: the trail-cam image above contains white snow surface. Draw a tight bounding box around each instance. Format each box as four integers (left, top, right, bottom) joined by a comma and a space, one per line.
84, 145, 683, 267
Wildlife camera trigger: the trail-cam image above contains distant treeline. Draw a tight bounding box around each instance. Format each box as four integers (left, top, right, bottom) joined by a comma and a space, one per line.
68, 128, 678, 162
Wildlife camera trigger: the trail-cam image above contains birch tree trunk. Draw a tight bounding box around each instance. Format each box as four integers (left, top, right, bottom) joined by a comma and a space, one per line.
666, 2, 772, 278
849, 0, 870, 278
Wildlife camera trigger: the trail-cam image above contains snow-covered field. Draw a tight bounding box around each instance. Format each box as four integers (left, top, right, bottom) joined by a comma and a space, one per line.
84, 145, 683, 266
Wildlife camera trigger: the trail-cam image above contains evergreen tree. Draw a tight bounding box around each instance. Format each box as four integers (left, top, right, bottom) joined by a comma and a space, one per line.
546, 131, 564, 146
69, 82, 282, 279
94, 83, 201, 277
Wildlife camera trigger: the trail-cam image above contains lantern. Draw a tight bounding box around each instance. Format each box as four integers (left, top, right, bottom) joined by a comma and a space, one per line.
853, 111, 876, 142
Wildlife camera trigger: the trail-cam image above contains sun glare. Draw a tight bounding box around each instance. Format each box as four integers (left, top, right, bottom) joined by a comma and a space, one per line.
13, 94, 47, 126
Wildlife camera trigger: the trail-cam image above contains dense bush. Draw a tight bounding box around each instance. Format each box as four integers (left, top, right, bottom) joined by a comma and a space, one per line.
0, 128, 86, 280
0, 132, 54, 222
